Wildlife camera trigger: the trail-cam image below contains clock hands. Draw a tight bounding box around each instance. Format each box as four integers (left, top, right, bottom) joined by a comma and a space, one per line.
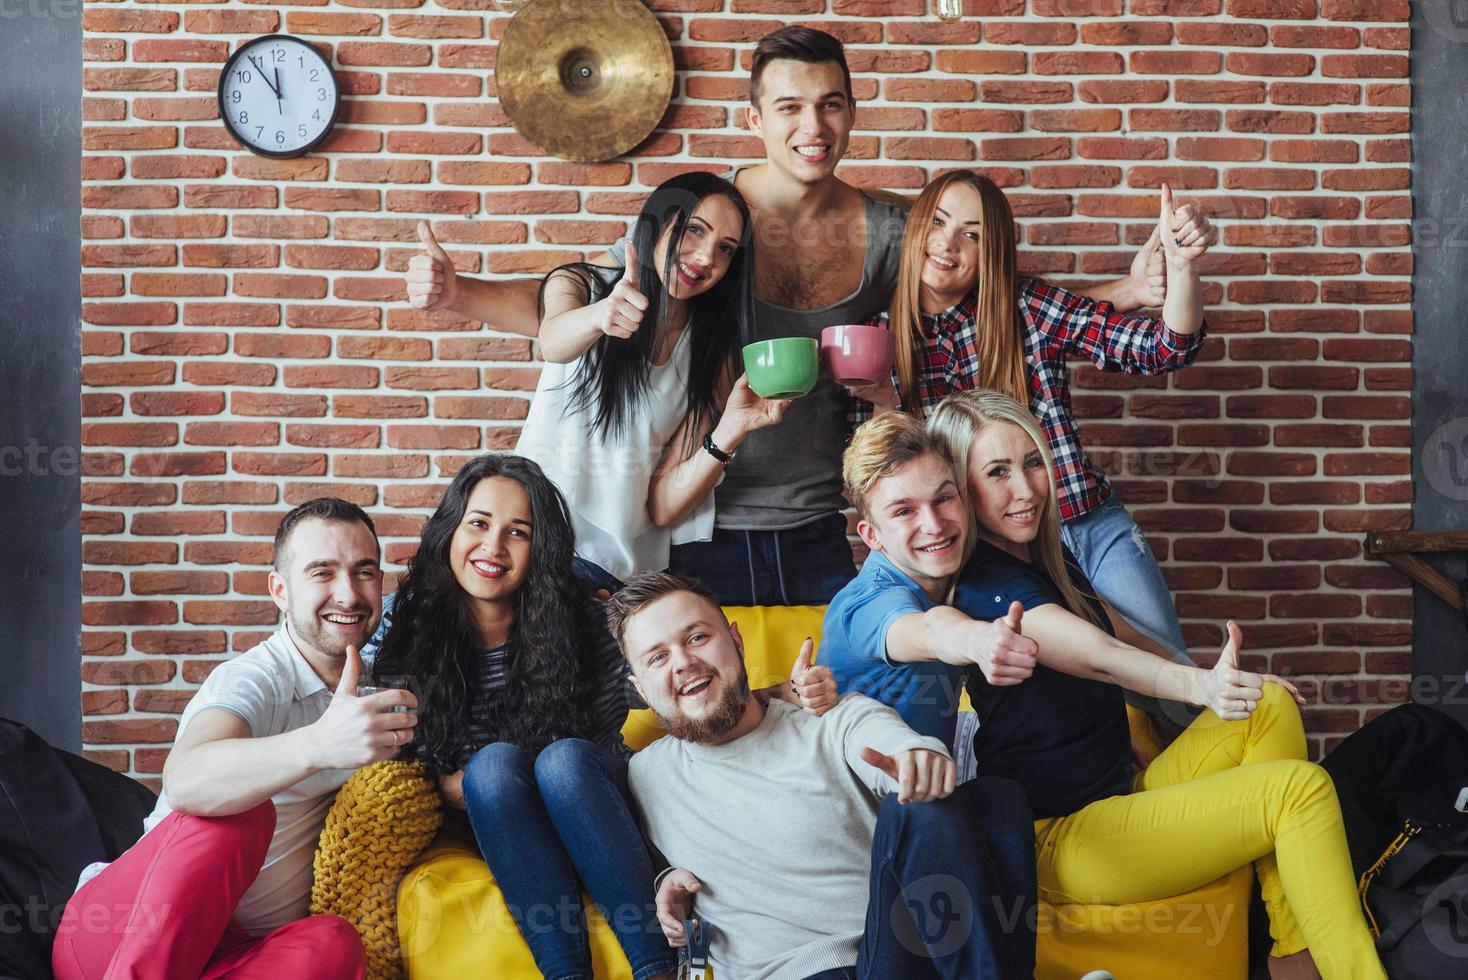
248, 55, 281, 99
274, 67, 284, 115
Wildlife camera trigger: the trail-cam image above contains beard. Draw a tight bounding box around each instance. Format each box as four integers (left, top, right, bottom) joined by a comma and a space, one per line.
288, 601, 376, 661
663, 671, 752, 745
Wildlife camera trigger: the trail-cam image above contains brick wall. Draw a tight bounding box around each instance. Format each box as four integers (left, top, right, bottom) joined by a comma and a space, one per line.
80, 0, 1413, 782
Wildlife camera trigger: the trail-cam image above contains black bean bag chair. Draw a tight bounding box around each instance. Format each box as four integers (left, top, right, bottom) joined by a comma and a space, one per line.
0, 717, 156, 979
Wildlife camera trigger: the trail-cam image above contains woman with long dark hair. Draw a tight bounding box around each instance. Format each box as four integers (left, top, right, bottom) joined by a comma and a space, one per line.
370, 453, 674, 979
849, 170, 1216, 696
517, 171, 789, 595
368, 453, 836, 977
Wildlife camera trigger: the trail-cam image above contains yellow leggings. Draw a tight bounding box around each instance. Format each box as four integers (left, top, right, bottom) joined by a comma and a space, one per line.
1034, 683, 1385, 980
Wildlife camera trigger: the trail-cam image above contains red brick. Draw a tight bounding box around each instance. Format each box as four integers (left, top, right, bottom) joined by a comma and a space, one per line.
83, 719, 178, 745
1130, 51, 1220, 74
185, 422, 280, 447
936, 50, 1027, 76
981, 81, 1075, 105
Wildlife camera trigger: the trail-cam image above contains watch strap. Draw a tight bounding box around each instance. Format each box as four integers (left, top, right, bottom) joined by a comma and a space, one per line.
702, 431, 734, 464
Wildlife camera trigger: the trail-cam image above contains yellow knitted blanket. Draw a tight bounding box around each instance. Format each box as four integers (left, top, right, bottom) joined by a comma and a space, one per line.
312, 760, 443, 980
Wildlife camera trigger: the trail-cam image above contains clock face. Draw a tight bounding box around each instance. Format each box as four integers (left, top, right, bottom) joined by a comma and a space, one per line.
219, 35, 341, 158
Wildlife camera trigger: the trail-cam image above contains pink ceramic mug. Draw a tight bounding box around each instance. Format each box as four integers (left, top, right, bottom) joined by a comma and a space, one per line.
820, 323, 895, 387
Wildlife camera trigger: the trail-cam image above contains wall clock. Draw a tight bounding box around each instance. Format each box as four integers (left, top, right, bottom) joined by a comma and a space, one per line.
218, 35, 342, 159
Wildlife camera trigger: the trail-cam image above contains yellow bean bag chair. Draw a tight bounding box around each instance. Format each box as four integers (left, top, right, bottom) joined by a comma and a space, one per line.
397, 605, 1252, 979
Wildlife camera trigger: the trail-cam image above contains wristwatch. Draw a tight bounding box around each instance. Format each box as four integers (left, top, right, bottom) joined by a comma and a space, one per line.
702, 431, 734, 465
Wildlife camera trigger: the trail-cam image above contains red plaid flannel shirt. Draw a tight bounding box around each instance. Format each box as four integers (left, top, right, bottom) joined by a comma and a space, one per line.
848, 278, 1206, 522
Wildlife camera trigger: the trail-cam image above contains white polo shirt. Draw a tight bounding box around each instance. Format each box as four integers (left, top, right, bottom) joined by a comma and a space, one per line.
77, 629, 354, 935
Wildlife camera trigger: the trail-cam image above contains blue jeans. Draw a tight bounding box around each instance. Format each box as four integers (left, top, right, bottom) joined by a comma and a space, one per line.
806, 776, 1037, 980
1062, 494, 1199, 727
461, 740, 674, 980
668, 512, 857, 606
571, 555, 623, 596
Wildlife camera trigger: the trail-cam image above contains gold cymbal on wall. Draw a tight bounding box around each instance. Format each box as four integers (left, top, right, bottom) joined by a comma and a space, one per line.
496, 0, 674, 163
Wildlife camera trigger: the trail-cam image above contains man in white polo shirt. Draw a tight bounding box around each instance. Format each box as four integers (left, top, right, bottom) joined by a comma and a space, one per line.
53, 498, 417, 979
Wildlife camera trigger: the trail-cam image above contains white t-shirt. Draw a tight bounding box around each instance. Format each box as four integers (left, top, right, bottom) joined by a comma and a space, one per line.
76, 629, 353, 936
629, 696, 950, 979
516, 324, 715, 582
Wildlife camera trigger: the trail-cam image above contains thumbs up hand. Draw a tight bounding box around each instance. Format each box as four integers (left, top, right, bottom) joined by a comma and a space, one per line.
1128, 226, 1167, 309
788, 637, 838, 717
406, 220, 459, 312
1157, 182, 1215, 270
334, 642, 363, 699
1202, 621, 1264, 721
965, 601, 1038, 687
594, 240, 649, 340
309, 645, 419, 771
860, 747, 956, 804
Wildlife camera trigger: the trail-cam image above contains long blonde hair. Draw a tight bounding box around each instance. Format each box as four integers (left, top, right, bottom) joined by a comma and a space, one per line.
927, 389, 1105, 629
890, 170, 1028, 420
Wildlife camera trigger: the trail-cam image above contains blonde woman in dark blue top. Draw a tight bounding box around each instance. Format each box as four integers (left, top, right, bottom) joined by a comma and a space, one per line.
928, 390, 1383, 980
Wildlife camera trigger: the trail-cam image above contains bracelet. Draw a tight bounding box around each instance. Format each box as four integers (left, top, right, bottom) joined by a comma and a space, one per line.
702, 431, 734, 465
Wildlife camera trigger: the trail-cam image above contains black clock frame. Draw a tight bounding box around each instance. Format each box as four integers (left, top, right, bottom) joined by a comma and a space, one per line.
218, 34, 343, 160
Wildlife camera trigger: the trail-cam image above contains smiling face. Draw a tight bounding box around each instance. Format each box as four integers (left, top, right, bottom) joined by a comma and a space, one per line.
855, 451, 968, 600
747, 58, 854, 185
269, 518, 383, 662
623, 590, 754, 745
653, 193, 744, 302
922, 181, 984, 311
965, 420, 1051, 557
447, 476, 534, 616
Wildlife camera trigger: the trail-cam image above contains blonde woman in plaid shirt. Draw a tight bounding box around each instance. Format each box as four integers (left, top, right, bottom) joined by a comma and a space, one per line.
849, 170, 1217, 723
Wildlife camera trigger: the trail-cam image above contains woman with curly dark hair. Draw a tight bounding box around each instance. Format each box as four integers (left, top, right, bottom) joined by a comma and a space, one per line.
370, 453, 676, 980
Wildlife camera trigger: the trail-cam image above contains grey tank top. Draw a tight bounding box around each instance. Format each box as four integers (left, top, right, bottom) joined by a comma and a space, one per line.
609, 173, 909, 530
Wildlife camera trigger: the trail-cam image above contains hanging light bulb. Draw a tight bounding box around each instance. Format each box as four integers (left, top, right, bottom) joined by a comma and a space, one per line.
935, 0, 963, 21
490, 0, 532, 11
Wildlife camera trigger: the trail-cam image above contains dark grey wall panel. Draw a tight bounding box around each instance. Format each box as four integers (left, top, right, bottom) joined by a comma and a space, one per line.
1410, 6, 1468, 725
0, 4, 82, 749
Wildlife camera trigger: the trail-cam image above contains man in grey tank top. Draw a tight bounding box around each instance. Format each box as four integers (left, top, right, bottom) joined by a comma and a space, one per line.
405, 27, 1162, 606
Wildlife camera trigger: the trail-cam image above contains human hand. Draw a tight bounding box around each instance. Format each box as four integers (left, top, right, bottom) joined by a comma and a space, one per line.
716, 374, 791, 444
1201, 621, 1265, 721
593, 240, 650, 340
1158, 182, 1215, 269
406, 221, 460, 312
967, 601, 1038, 687
860, 747, 956, 804
846, 378, 898, 414
1128, 226, 1167, 309
1262, 674, 1307, 707
655, 869, 702, 946
789, 637, 838, 717
308, 646, 419, 770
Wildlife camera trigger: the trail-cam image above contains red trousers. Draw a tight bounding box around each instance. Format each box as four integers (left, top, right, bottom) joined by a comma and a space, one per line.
52, 800, 365, 980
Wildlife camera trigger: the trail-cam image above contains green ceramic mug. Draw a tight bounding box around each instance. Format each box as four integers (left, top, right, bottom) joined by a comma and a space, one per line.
742, 338, 820, 399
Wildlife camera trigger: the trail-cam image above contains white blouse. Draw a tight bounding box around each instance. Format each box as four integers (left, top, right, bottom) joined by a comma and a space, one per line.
516, 328, 715, 582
